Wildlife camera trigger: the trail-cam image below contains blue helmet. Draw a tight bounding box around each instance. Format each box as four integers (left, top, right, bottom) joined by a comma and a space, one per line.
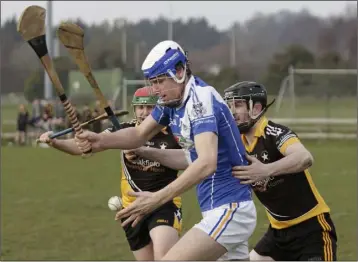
141, 40, 187, 83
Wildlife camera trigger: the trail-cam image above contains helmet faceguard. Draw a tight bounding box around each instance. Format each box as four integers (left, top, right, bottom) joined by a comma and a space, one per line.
132, 87, 158, 123
142, 40, 188, 108
224, 81, 275, 134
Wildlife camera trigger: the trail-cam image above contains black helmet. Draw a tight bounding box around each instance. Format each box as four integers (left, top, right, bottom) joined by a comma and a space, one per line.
224, 81, 275, 133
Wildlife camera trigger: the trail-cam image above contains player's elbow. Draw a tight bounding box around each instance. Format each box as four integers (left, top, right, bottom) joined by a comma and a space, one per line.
198, 155, 217, 178
206, 161, 217, 174
302, 150, 314, 168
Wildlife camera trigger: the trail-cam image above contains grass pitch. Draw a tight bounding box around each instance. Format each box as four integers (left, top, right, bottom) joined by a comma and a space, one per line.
1, 140, 357, 260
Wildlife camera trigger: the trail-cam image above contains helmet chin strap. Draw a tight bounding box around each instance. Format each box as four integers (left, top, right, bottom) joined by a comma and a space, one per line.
238, 98, 276, 134
167, 64, 187, 84
157, 70, 187, 108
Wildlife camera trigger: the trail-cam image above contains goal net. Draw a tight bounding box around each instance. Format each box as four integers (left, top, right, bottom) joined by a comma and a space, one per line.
274, 66, 357, 139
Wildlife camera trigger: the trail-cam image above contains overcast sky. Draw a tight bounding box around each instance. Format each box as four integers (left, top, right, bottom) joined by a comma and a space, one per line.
1, 1, 352, 31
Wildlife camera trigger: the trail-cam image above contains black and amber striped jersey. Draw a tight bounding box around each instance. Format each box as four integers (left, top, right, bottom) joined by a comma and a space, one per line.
105, 119, 182, 208
241, 117, 330, 229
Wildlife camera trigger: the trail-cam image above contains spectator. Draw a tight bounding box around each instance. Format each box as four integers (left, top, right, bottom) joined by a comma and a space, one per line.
43, 102, 54, 119
16, 104, 29, 146
53, 99, 66, 132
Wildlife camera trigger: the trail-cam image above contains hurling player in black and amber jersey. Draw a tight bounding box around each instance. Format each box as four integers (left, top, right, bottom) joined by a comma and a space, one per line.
38, 87, 183, 261
224, 81, 337, 261
104, 87, 183, 260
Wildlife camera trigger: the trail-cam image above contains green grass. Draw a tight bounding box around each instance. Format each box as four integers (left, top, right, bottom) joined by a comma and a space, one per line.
269, 96, 357, 119
1, 140, 357, 260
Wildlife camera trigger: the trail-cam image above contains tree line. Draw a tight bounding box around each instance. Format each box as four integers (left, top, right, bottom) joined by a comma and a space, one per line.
1, 3, 356, 99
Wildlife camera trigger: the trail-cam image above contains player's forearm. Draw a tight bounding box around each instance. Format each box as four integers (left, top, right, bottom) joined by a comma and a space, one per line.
156, 158, 216, 204
99, 127, 147, 150
51, 139, 82, 155
135, 147, 189, 170
267, 151, 313, 176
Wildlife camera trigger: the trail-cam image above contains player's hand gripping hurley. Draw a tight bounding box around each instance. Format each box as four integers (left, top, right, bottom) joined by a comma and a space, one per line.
17, 5, 92, 157
49, 110, 128, 139
56, 23, 121, 131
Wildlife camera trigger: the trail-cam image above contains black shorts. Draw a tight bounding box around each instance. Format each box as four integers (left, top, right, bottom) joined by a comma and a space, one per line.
122, 201, 182, 251
254, 212, 337, 261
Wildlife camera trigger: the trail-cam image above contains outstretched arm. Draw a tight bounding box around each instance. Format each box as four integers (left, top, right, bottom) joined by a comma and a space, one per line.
39, 115, 164, 155
51, 138, 82, 155
134, 147, 190, 170
38, 131, 82, 155
99, 116, 162, 150
77, 115, 165, 152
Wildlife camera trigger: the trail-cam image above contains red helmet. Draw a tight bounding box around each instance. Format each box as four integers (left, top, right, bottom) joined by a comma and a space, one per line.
132, 87, 158, 105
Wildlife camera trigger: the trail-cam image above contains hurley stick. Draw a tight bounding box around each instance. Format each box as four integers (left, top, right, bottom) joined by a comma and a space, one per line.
48, 110, 128, 139
17, 5, 92, 157
57, 22, 121, 131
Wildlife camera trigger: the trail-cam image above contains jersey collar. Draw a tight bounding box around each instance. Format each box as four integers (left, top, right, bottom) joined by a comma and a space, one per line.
253, 116, 268, 138
241, 116, 269, 152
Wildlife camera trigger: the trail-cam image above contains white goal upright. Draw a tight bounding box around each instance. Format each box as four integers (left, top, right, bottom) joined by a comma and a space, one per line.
274, 66, 357, 139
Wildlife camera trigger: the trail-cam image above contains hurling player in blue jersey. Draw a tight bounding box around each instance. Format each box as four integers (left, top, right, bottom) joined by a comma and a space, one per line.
75, 40, 257, 260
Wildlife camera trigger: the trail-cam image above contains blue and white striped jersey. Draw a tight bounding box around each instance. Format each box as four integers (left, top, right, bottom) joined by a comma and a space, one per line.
151, 75, 252, 212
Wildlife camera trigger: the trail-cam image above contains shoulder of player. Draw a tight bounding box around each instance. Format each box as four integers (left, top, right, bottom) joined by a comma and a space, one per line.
262, 120, 291, 138
187, 85, 224, 109
264, 120, 298, 144
265, 120, 291, 133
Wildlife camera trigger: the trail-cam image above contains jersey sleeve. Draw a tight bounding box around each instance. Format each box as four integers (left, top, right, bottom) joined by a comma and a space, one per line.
151, 105, 170, 126
188, 90, 218, 136
268, 124, 300, 154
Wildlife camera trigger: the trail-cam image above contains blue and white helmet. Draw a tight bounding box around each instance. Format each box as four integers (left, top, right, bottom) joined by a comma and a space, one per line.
141, 40, 188, 84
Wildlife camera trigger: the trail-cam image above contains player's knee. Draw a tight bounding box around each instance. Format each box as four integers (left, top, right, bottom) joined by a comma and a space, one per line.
249, 249, 274, 261
150, 226, 179, 260
153, 249, 166, 260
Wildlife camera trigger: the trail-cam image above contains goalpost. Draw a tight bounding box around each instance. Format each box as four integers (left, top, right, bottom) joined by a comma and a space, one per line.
274, 66, 357, 139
